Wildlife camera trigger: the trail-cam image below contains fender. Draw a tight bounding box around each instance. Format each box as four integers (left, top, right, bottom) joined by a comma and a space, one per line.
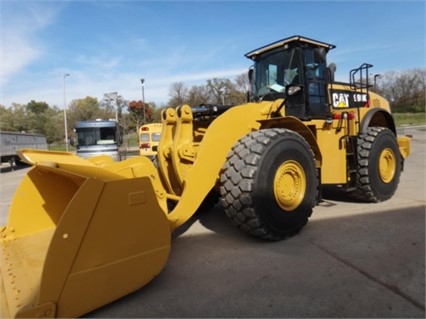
360, 108, 396, 135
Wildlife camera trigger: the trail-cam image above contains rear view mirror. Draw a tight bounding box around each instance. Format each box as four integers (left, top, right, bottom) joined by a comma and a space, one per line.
248, 66, 254, 82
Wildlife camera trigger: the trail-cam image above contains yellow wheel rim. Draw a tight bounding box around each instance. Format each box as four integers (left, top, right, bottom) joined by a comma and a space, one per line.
274, 160, 306, 211
379, 148, 396, 183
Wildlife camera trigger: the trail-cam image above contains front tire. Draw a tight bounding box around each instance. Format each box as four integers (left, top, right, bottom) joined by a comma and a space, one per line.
219, 129, 317, 241
350, 127, 402, 202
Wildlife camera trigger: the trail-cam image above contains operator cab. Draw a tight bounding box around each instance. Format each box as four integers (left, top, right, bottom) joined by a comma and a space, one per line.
245, 35, 336, 119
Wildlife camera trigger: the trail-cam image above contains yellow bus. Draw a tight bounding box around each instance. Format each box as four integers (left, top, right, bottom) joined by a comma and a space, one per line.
138, 123, 162, 159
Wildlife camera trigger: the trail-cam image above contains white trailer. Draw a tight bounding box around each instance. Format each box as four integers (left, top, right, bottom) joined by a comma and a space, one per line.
0, 131, 48, 167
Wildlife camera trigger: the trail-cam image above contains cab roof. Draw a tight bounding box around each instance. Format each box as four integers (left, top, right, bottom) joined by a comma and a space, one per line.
245, 35, 336, 60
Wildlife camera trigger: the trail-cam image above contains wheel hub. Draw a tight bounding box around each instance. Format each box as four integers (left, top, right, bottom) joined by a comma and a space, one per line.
379, 148, 396, 183
274, 160, 306, 211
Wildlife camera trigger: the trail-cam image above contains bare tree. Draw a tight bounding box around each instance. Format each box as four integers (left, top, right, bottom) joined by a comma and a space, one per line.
378, 68, 425, 112
187, 85, 210, 106
234, 72, 250, 94
100, 92, 127, 122
206, 78, 233, 105
168, 82, 188, 107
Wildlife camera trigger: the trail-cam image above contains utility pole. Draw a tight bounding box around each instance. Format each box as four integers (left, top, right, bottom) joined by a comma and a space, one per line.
63, 73, 70, 151
140, 78, 146, 124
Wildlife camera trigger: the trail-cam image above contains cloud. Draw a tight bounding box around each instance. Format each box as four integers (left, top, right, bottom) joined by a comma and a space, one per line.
75, 55, 121, 69
1, 1, 250, 108
163, 68, 248, 85
1, 64, 248, 108
1, 33, 42, 86
1, 2, 65, 86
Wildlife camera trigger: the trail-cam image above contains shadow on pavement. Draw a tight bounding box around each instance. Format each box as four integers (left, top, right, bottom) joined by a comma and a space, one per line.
88, 203, 425, 318
0, 162, 30, 173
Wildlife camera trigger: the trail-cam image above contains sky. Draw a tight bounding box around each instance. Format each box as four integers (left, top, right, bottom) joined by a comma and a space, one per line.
1, 0, 425, 109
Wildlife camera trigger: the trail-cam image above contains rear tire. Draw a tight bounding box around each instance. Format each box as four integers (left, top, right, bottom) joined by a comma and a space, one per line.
350, 127, 402, 202
220, 129, 317, 241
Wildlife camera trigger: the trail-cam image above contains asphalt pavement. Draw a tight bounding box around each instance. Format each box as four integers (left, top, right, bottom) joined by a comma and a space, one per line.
0, 128, 424, 318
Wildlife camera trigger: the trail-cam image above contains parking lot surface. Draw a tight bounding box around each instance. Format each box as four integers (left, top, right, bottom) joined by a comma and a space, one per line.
0, 128, 424, 318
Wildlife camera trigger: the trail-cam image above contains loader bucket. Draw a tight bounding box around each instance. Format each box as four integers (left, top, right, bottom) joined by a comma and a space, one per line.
0, 150, 171, 318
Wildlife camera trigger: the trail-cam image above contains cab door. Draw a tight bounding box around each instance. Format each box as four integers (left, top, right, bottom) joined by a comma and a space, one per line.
304, 47, 329, 118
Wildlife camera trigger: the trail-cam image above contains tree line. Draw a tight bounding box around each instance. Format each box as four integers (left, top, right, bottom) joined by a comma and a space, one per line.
0, 68, 424, 145
374, 68, 425, 113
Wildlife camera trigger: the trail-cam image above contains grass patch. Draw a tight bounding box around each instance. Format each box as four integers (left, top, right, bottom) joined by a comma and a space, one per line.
48, 144, 76, 152
393, 113, 425, 126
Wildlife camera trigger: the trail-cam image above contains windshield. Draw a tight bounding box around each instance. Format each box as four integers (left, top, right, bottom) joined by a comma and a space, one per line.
140, 133, 150, 143
140, 132, 161, 143
76, 127, 117, 147
152, 132, 161, 142
252, 47, 301, 100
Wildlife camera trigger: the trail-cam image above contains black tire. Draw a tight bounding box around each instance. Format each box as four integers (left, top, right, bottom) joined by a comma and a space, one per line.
197, 189, 220, 213
350, 127, 402, 202
219, 128, 317, 241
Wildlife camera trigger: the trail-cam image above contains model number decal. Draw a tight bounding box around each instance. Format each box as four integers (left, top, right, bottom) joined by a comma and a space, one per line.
331, 90, 368, 108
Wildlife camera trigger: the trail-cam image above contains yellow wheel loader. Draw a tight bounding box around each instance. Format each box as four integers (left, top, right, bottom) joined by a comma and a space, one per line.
0, 35, 410, 318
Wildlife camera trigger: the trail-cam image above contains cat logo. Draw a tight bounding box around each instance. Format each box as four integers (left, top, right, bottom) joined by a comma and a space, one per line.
332, 93, 349, 108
